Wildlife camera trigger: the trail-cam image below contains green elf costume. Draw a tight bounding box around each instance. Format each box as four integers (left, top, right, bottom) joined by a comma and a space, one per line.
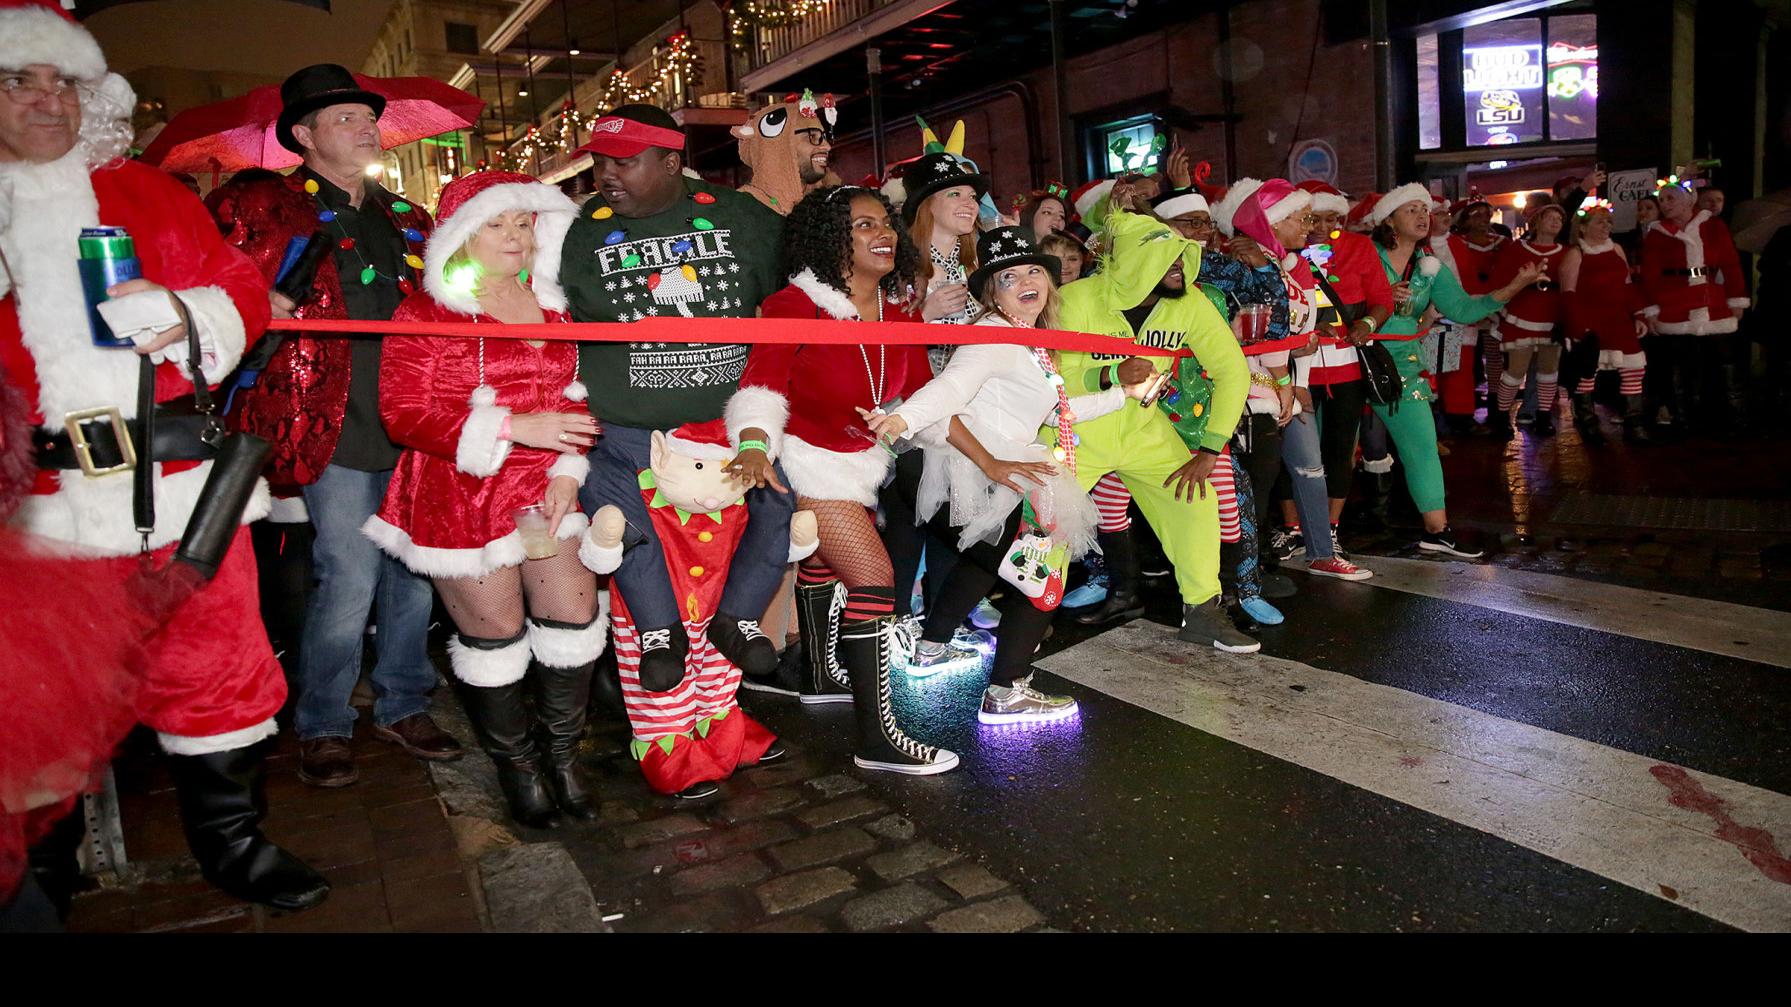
1055, 209, 1250, 631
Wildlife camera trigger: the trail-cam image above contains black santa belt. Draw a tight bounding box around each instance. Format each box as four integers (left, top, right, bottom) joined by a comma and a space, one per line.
34, 406, 222, 477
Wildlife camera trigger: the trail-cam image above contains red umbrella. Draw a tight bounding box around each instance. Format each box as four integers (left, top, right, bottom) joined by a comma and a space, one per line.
140, 74, 485, 174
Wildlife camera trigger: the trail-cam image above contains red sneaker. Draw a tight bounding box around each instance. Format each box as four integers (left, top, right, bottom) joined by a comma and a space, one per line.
1307, 556, 1372, 581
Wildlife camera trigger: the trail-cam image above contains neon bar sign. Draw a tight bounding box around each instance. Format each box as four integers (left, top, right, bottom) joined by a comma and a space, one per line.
1463, 45, 1544, 91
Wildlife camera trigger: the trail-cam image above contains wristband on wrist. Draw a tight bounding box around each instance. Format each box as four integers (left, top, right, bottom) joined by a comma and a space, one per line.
498, 414, 513, 441
1105, 362, 1123, 388
737, 439, 770, 456
1275, 373, 1293, 387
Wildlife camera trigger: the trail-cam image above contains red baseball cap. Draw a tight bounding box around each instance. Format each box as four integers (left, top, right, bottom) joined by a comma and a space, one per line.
578, 108, 687, 158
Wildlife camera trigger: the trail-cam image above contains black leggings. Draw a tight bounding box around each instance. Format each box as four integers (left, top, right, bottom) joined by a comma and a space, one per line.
1314, 378, 1366, 500
882, 450, 960, 617
891, 455, 1052, 687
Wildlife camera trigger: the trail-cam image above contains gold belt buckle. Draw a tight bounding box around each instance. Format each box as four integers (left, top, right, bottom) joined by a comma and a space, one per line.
63, 406, 135, 477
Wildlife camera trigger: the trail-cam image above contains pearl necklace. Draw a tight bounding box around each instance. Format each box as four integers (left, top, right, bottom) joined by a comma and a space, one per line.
858, 296, 886, 407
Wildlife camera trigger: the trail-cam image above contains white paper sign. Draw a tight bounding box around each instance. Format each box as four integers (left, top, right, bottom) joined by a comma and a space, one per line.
1607, 168, 1657, 232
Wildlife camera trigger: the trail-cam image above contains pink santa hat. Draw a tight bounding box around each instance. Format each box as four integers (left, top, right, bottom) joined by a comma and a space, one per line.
1223, 178, 1312, 263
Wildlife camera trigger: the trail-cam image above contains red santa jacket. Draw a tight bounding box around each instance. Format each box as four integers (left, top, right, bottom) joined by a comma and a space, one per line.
209, 171, 432, 490
1491, 239, 1566, 336
732, 270, 931, 505
1562, 240, 1646, 354
1637, 211, 1749, 335
1428, 232, 1505, 297
0, 156, 270, 556
1304, 229, 1394, 386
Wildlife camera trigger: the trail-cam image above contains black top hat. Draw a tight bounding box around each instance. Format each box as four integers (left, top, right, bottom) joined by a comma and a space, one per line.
900, 152, 989, 224
967, 225, 1061, 301
276, 64, 387, 154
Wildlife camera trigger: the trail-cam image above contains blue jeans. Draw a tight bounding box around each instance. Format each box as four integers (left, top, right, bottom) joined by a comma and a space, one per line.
297, 464, 438, 739
1278, 415, 1334, 560
580, 424, 794, 629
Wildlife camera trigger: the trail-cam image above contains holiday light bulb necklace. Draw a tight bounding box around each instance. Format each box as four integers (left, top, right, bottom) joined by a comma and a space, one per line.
303, 175, 424, 289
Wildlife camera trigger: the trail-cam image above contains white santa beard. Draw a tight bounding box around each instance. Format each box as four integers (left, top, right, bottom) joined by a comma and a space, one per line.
1, 147, 142, 422
1, 148, 271, 554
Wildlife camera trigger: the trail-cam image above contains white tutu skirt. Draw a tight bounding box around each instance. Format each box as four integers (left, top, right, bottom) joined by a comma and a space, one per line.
914, 443, 1099, 560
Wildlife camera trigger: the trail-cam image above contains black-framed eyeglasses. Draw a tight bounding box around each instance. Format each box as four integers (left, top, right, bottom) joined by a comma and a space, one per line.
793, 127, 831, 145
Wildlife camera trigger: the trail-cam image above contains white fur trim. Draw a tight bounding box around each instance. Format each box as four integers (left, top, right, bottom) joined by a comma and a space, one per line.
470, 383, 497, 408
12, 463, 270, 557
1596, 349, 1648, 370
447, 633, 531, 687
266, 493, 309, 524
579, 532, 622, 574
547, 451, 590, 485
171, 285, 248, 384
1073, 179, 1114, 218
555, 510, 589, 539
1499, 314, 1558, 332
661, 433, 735, 461
362, 514, 525, 577
563, 380, 588, 402
789, 537, 818, 563
1361, 455, 1395, 475
1265, 190, 1312, 225
1727, 297, 1750, 311
1578, 238, 1616, 255
455, 404, 512, 477
527, 599, 610, 668
778, 435, 892, 506
1418, 257, 1441, 277
157, 717, 278, 757
1640, 304, 1662, 318
0, 6, 107, 81
1309, 191, 1350, 217
1518, 240, 1563, 258
423, 181, 580, 316
1371, 184, 1433, 226
787, 268, 859, 320
1154, 192, 1209, 220
724, 384, 789, 459
1212, 178, 1262, 236
1653, 308, 1737, 335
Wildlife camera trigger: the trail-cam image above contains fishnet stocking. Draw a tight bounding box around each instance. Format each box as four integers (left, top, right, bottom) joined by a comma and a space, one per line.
800, 496, 893, 621
434, 544, 600, 640
520, 541, 601, 624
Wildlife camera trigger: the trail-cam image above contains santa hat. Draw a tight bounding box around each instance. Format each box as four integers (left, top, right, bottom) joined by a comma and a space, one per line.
662, 418, 736, 462
1069, 179, 1115, 223
1151, 187, 1209, 220
1296, 179, 1351, 217
1346, 193, 1380, 230
1370, 183, 1435, 226
423, 170, 580, 320
0, 1, 106, 81
1211, 178, 1309, 239
1225, 178, 1312, 261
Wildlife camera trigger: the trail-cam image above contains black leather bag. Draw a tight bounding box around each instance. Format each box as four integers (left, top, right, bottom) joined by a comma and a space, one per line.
1313, 270, 1402, 411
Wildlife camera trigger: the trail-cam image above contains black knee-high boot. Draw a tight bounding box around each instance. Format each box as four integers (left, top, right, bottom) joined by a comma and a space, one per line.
794, 579, 851, 705
529, 617, 601, 821
840, 609, 958, 776
167, 742, 331, 911
453, 632, 560, 829
1074, 529, 1145, 626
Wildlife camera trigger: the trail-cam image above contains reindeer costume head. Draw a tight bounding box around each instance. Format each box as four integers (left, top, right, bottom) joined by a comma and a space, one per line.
734, 88, 839, 214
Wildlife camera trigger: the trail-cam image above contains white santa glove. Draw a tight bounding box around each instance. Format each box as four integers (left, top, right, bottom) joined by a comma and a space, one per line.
100, 290, 219, 375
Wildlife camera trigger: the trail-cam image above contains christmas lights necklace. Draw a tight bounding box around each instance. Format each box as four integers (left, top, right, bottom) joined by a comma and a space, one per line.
303, 174, 425, 291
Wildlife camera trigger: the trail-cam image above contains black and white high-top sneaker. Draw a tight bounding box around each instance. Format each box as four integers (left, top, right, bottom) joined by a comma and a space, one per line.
794, 580, 852, 705
842, 617, 959, 776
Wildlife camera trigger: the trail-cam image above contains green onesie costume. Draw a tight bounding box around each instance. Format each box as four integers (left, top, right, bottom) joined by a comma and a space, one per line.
1056, 209, 1249, 607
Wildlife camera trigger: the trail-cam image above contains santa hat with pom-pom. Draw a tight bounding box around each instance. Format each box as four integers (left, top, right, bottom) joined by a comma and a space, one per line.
1296, 179, 1351, 218
661, 418, 737, 462
0, 1, 106, 81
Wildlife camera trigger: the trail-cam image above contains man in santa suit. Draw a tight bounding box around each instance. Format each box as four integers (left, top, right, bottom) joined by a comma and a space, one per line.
1637, 177, 1749, 429
0, 0, 327, 911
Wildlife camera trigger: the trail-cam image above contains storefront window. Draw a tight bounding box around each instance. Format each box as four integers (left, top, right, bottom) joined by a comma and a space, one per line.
1547, 13, 1598, 141
1417, 33, 1441, 150
1095, 116, 1160, 177
1463, 18, 1546, 147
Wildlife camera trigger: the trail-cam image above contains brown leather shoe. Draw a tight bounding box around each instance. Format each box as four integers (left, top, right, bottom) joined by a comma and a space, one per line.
372, 713, 465, 762
297, 737, 358, 788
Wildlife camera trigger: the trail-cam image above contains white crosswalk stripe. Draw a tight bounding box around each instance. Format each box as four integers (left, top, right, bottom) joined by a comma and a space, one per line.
1352, 556, 1791, 669
1037, 620, 1791, 932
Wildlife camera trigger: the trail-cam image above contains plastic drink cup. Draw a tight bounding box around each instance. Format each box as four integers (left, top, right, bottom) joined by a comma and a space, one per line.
513, 504, 559, 560
1232, 303, 1272, 344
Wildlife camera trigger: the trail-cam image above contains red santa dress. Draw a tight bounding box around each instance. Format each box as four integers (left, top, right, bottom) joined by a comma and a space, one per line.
1492, 239, 1566, 349
742, 269, 932, 505
1563, 239, 1647, 368
0, 72, 282, 753
1637, 210, 1749, 335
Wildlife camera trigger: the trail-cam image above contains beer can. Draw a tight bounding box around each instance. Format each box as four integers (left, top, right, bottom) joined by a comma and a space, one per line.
77, 226, 142, 348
